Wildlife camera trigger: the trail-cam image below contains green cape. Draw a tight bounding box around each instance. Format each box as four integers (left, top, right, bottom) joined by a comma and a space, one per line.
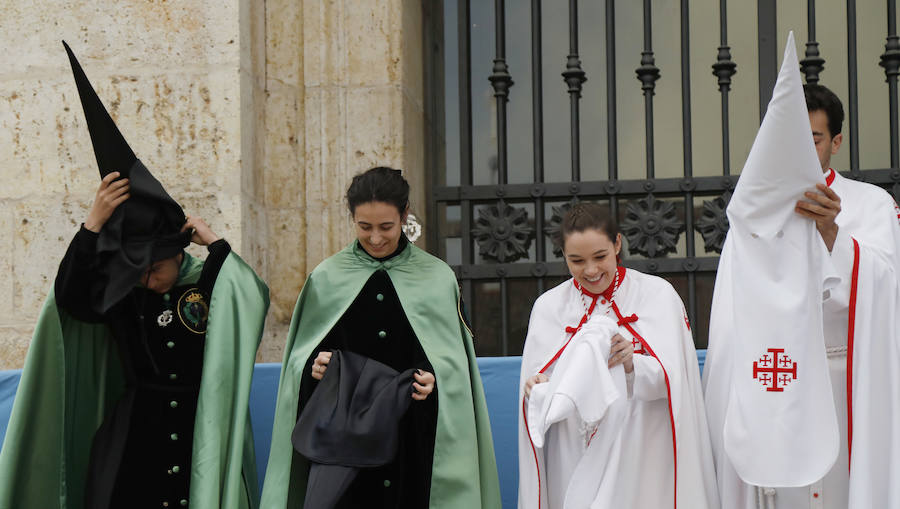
260, 242, 501, 508
0, 252, 269, 509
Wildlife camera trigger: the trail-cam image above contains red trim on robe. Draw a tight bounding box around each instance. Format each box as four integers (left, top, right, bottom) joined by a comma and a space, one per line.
610, 300, 678, 509
523, 281, 603, 509
522, 398, 542, 508
826, 168, 836, 187
846, 238, 861, 470
523, 267, 627, 509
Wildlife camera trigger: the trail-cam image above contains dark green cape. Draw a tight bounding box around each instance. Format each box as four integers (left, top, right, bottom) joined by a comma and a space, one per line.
260, 242, 500, 508
0, 252, 269, 509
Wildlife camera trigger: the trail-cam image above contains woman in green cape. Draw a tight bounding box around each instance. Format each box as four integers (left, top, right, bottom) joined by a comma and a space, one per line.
260, 167, 500, 508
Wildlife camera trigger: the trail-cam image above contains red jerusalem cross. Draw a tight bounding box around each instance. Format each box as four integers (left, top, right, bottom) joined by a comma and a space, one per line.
632, 337, 645, 355
753, 348, 797, 392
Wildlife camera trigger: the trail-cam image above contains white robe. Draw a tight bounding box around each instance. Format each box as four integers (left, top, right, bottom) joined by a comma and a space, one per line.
713, 170, 900, 509
518, 270, 719, 509
706, 32, 863, 509
526, 314, 627, 509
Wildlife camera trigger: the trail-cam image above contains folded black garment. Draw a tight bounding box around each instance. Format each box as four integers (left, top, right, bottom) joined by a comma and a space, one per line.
292, 350, 415, 509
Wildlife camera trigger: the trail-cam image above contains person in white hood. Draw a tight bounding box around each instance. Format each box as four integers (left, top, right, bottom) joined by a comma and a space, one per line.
703, 33, 900, 509
765, 83, 900, 508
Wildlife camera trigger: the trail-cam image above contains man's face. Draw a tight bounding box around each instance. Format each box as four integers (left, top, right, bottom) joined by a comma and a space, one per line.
809, 109, 843, 171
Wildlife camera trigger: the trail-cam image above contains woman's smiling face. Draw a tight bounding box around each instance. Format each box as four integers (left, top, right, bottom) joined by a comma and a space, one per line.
352, 201, 407, 258
562, 228, 621, 294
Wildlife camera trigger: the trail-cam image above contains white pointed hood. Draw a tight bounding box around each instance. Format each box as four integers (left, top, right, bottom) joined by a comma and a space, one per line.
726, 32, 825, 234
710, 31, 840, 488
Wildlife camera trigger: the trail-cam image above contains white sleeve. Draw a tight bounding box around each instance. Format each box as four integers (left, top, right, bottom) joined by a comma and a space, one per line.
824, 228, 855, 307
629, 354, 667, 401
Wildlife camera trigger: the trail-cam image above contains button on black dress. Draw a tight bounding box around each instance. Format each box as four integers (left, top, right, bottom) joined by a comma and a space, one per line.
54, 227, 230, 509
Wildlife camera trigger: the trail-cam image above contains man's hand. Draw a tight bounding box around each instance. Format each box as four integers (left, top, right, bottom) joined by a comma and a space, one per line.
795, 183, 841, 251
84, 172, 129, 232
181, 216, 221, 246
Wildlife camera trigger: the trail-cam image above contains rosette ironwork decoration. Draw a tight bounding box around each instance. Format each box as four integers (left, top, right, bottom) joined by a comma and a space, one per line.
695, 191, 732, 254
621, 194, 684, 257
542, 198, 580, 258
472, 201, 533, 263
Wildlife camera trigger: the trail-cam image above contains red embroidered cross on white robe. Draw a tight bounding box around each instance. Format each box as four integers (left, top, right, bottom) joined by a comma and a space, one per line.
752, 348, 798, 392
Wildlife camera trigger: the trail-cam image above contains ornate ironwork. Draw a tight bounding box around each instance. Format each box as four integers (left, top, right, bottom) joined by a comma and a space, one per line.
489, 60, 514, 100
542, 198, 581, 258
621, 194, 684, 258
712, 46, 737, 91
636, 51, 660, 93
562, 55, 587, 97
881, 35, 900, 80
881, 0, 900, 168
471, 200, 533, 263
696, 191, 732, 254
562, 0, 587, 97
426, 0, 899, 356
800, 41, 826, 83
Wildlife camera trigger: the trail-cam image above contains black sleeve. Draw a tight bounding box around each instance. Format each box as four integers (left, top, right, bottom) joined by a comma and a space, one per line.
54, 225, 106, 323
197, 239, 232, 293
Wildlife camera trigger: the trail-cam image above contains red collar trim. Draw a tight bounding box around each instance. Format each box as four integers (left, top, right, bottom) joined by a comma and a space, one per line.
826, 168, 836, 187
573, 266, 626, 301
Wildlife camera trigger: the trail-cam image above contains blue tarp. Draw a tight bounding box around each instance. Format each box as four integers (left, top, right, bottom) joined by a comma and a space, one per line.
0, 352, 707, 508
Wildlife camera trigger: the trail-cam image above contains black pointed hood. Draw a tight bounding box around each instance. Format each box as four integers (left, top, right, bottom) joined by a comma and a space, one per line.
63, 41, 136, 178
63, 41, 191, 313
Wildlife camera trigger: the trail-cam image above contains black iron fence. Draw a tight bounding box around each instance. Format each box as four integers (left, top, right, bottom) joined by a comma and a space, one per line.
426, 0, 900, 356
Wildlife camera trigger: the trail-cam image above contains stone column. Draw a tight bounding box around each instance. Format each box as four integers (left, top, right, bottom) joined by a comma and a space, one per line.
253, 0, 426, 362
0, 1, 426, 367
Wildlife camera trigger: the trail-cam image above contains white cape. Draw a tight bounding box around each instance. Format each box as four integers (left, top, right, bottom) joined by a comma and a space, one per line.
519, 271, 718, 509
704, 31, 840, 489
829, 171, 900, 508
845, 236, 900, 508
704, 31, 900, 509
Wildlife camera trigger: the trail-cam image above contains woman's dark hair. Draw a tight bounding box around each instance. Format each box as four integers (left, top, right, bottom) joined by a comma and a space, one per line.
558, 202, 619, 248
803, 83, 844, 137
345, 166, 410, 215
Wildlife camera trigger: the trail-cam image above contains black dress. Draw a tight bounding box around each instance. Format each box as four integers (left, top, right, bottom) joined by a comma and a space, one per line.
298, 236, 439, 509
55, 226, 230, 509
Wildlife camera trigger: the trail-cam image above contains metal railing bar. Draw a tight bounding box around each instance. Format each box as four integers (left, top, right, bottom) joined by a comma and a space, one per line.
847, 0, 861, 174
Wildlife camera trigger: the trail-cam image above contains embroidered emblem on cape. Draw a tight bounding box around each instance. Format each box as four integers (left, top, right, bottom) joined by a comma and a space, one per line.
157, 309, 174, 327
752, 348, 797, 392
177, 288, 209, 334
631, 336, 646, 355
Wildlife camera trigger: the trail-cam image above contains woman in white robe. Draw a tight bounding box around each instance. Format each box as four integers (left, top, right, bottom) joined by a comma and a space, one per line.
517, 202, 719, 509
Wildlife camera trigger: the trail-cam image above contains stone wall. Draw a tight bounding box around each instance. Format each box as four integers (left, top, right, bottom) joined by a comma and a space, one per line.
0, 1, 425, 368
